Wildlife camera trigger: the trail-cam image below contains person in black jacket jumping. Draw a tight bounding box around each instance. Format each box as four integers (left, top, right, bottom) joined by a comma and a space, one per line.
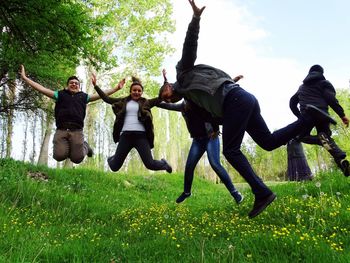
158, 0, 323, 218
290, 64, 350, 176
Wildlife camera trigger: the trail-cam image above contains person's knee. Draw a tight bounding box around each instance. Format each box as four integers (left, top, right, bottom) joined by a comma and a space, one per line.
208, 160, 221, 171
53, 152, 68, 162
107, 156, 121, 172
223, 148, 241, 159
70, 156, 84, 164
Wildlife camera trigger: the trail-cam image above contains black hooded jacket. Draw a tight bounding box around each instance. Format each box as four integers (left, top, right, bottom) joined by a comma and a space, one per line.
289, 71, 345, 119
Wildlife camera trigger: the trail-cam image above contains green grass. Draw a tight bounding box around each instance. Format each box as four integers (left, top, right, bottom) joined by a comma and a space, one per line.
0, 158, 349, 262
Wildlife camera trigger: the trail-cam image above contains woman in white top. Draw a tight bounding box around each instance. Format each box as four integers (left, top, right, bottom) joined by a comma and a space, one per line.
93, 75, 172, 173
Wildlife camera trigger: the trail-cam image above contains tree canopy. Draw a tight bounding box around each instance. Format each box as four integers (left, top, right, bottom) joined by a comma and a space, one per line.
0, 0, 175, 114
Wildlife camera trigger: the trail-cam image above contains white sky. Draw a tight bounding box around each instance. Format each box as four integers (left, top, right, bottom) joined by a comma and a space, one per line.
164, 0, 350, 129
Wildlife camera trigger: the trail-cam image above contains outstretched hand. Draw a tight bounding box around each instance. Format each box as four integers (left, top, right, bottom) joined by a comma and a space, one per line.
91, 73, 97, 86
115, 78, 126, 91
188, 0, 206, 17
20, 65, 26, 79
162, 69, 167, 82
342, 116, 350, 127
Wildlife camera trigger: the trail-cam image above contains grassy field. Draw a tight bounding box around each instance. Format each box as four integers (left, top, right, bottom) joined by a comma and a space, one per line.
0, 158, 349, 262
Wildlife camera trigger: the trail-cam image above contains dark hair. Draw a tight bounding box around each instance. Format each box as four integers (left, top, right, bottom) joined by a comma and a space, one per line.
130, 76, 143, 92
158, 81, 169, 99
66, 76, 80, 85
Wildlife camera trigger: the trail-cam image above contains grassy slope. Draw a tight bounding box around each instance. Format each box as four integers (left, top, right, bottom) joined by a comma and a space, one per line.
0, 158, 349, 262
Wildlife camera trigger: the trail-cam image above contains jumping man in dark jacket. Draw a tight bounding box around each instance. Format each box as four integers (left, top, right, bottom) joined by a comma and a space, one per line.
158, 0, 322, 218
290, 64, 350, 176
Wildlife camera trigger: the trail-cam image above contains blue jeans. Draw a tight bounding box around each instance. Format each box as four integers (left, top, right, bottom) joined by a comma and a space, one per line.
184, 136, 237, 194
222, 86, 313, 198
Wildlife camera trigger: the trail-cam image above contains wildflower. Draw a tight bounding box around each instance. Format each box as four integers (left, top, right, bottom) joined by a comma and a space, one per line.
315, 182, 321, 188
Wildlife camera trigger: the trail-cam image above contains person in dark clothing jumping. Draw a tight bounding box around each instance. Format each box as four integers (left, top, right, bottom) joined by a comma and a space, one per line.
158, 0, 321, 218
93, 75, 172, 173
158, 70, 244, 204
289, 64, 350, 176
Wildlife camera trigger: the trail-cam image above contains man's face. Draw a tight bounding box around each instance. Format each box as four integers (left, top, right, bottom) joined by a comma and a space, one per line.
67, 80, 80, 93
161, 83, 174, 102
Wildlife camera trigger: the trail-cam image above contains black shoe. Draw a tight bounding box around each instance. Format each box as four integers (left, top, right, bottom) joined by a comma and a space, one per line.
305, 104, 337, 125
248, 193, 276, 219
340, 159, 350, 177
176, 192, 191, 203
161, 158, 172, 173
84, 141, 93, 157
231, 190, 244, 204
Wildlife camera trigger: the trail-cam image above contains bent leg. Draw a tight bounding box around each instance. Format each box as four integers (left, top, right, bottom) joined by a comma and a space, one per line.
246, 101, 312, 151
206, 137, 236, 193
183, 138, 206, 193
69, 130, 85, 164
53, 130, 70, 162
223, 88, 272, 198
108, 133, 133, 172
134, 133, 169, 171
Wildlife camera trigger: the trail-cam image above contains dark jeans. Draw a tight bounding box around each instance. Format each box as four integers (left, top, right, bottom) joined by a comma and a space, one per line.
222, 87, 313, 198
108, 131, 166, 172
184, 136, 237, 194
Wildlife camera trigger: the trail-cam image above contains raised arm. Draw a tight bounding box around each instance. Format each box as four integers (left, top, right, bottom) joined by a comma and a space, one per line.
20, 65, 55, 98
321, 80, 348, 126
89, 74, 125, 102
176, 1, 206, 71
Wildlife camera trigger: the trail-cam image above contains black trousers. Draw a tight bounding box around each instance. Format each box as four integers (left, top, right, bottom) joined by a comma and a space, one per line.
108, 131, 166, 172
221, 87, 313, 198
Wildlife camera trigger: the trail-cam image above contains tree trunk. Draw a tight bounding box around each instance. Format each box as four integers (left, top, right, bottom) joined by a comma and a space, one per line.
5, 80, 16, 158
29, 114, 37, 164
22, 113, 29, 161
0, 117, 6, 158
37, 115, 54, 165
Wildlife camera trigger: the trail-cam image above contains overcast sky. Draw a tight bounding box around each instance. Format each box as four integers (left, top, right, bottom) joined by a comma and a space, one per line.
165, 0, 350, 129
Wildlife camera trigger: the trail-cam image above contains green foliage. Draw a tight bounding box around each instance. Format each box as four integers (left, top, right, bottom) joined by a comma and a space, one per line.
0, 158, 349, 262
0, 0, 174, 114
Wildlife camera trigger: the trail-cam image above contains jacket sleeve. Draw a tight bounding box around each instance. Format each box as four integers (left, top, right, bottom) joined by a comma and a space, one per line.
147, 97, 163, 108
157, 101, 184, 112
94, 85, 120, 104
176, 16, 200, 71
320, 80, 345, 118
289, 92, 301, 118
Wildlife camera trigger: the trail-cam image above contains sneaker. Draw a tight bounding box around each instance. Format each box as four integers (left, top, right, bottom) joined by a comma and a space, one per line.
176, 192, 191, 203
340, 159, 350, 177
248, 193, 276, 219
231, 190, 244, 204
161, 158, 172, 173
305, 104, 337, 125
